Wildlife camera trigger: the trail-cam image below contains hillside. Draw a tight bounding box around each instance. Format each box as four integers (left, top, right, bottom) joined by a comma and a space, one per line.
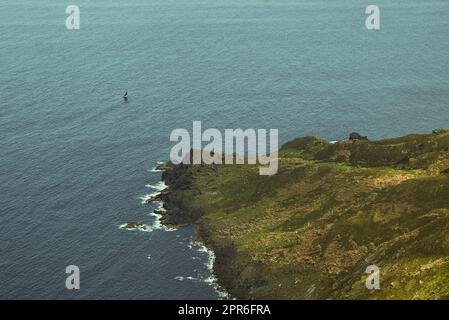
157, 130, 449, 299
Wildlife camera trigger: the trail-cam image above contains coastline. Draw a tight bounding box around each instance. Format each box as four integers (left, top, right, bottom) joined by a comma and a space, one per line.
151, 162, 240, 299
142, 162, 231, 298
153, 130, 449, 300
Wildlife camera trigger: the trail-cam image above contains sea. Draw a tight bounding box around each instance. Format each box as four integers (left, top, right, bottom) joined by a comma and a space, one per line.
1, 0, 448, 299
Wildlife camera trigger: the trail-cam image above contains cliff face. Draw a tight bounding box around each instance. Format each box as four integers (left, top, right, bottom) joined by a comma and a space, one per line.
159, 130, 449, 299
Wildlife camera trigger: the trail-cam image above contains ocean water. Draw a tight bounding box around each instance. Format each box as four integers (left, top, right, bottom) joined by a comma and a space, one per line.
0, 0, 448, 299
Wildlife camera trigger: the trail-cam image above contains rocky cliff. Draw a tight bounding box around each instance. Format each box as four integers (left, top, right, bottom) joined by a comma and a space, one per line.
157, 130, 449, 299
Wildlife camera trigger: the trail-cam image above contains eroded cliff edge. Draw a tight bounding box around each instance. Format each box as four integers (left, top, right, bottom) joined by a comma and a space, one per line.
155, 130, 449, 299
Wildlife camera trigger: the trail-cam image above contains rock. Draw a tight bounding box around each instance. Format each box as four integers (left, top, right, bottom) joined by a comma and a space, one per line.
349, 132, 368, 141
155, 162, 175, 171
120, 222, 149, 231
124, 222, 143, 228
145, 192, 165, 204
432, 128, 449, 135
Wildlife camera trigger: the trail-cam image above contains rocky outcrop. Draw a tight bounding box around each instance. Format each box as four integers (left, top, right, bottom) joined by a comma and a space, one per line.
156, 129, 449, 300
349, 132, 368, 141
156, 163, 204, 227
120, 222, 149, 232
144, 192, 164, 204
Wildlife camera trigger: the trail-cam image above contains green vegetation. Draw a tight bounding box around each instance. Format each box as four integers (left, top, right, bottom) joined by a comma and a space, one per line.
160, 130, 449, 299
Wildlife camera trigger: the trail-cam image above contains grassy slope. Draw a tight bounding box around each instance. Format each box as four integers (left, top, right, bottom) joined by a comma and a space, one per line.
162, 130, 449, 299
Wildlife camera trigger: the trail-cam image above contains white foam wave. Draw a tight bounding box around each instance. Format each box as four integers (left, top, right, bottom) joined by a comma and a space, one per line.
145, 180, 167, 191
119, 223, 152, 233
154, 201, 166, 212
149, 209, 176, 232
132, 162, 228, 296
138, 192, 160, 204
149, 161, 165, 172
139, 181, 168, 205
187, 239, 230, 299
175, 276, 200, 282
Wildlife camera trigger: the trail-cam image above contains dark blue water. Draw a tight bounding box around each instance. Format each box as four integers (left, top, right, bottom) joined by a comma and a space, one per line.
1, 0, 448, 299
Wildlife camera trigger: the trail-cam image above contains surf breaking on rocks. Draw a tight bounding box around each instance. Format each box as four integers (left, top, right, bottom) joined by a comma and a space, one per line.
120, 166, 175, 233
119, 161, 229, 298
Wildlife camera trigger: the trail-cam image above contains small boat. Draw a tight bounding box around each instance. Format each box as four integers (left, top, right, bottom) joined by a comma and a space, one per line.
123, 91, 128, 101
